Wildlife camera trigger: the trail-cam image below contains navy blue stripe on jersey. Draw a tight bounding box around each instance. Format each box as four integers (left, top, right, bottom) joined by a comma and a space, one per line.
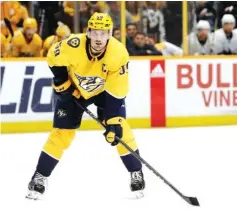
120, 149, 142, 172
35, 151, 59, 177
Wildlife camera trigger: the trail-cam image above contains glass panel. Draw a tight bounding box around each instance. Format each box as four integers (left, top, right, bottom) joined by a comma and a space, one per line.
125, 1, 183, 56
1, 1, 72, 57
2, 1, 186, 57
187, 1, 217, 55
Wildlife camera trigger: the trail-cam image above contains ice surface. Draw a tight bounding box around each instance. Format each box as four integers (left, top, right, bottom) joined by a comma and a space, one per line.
0, 125, 236, 211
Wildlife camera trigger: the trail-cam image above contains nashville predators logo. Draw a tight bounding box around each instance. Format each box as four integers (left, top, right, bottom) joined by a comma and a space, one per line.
67, 37, 80, 48
57, 109, 67, 118
74, 73, 105, 92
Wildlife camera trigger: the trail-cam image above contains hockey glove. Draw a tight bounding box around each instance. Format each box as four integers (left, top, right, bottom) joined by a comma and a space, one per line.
53, 80, 80, 102
104, 117, 123, 146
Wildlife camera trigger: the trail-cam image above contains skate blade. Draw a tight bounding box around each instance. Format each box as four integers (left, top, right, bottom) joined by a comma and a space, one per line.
133, 190, 144, 199
25, 190, 43, 201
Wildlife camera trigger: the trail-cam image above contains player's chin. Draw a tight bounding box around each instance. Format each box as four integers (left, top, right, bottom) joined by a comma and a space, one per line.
94, 46, 105, 52
26, 34, 33, 39
27, 36, 33, 40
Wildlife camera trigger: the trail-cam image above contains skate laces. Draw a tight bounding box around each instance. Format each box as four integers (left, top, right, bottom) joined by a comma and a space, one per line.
34, 172, 47, 186
131, 171, 143, 184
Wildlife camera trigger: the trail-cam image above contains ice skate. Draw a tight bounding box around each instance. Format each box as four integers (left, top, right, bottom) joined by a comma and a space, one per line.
130, 170, 145, 199
26, 172, 48, 200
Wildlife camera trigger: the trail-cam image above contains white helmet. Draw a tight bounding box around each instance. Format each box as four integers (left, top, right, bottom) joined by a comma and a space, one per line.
196, 20, 210, 30
222, 14, 236, 26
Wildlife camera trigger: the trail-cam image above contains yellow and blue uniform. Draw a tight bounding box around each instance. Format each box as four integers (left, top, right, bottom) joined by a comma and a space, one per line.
10, 30, 42, 57
47, 34, 129, 100
33, 13, 142, 179
10, 18, 42, 57
44, 33, 138, 158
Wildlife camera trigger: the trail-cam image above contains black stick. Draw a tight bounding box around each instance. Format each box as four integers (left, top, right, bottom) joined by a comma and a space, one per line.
75, 100, 200, 206
4, 18, 14, 38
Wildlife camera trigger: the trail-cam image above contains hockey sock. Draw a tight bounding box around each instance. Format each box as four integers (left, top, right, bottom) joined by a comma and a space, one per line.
33, 151, 59, 178
120, 149, 142, 172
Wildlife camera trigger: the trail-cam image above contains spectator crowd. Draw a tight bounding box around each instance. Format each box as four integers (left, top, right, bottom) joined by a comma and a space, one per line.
1, 1, 237, 58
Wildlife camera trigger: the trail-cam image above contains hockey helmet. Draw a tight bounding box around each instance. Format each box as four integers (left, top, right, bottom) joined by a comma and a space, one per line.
87, 12, 113, 36
23, 18, 37, 31
196, 20, 210, 30
222, 14, 235, 26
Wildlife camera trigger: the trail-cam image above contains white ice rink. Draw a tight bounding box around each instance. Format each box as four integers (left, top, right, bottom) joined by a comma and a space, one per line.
0, 125, 236, 211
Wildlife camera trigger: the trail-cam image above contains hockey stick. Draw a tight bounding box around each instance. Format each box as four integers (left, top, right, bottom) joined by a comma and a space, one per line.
74, 100, 200, 206
4, 18, 14, 38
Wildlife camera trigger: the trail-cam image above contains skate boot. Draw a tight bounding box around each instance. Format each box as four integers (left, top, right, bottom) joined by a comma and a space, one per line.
130, 170, 145, 198
26, 172, 48, 200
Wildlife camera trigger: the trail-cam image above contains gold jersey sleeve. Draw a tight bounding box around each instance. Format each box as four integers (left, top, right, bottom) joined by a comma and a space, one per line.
42, 35, 57, 57
104, 37, 129, 98
47, 34, 78, 67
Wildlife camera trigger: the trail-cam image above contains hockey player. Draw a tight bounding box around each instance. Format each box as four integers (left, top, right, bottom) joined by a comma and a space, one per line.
187, 20, 213, 55
1, 33, 8, 57
26, 12, 145, 200
41, 22, 71, 57
10, 17, 42, 57
212, 14, 237, 55
1, 1, 21, 38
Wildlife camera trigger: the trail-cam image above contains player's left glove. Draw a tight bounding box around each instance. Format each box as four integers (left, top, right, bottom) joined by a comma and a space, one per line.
52, 79, 80, 102
104, 117, 123, 146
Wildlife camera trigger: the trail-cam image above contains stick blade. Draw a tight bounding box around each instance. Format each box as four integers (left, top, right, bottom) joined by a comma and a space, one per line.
183, 196, 200, 206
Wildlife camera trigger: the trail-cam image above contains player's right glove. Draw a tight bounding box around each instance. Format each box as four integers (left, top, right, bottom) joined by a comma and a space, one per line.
52, 79, 80, 102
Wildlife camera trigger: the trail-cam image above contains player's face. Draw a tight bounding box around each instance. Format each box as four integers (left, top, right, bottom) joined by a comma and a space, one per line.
223, 23, 234, 33
24, 28, 36, 39
90, 29, 109, 53
134, 34, 146, 47
198, 29, 209, 39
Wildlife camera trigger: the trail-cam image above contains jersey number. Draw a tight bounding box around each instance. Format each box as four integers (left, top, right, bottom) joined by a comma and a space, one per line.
119, 62, 129, 75
54, 41, 62, 57
97, 16, 103, 20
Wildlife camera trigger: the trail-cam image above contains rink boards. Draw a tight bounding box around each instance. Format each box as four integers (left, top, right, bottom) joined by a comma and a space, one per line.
1, 56, 236, 133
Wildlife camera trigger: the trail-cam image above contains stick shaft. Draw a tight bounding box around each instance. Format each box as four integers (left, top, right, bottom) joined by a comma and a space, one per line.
4, 18, 14, 38
75, 101, 187, 201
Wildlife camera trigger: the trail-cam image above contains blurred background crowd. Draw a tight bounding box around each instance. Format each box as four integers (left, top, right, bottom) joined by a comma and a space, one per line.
1, 1, 237, 58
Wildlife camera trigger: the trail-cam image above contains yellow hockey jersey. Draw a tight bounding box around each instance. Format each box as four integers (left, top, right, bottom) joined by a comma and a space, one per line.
10, 30, 42, 57
42, 35, 58, 57
47, 34, 129, 100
